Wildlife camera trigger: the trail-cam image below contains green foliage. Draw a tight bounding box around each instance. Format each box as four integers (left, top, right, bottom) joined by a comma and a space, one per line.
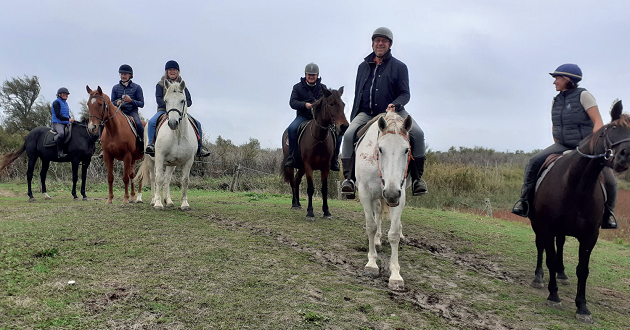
0, 75, 51, 133
299, 310, 330, 324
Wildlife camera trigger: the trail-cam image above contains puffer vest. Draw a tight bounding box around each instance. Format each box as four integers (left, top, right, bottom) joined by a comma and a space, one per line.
51, 98, 70, 124
551, 88, 593, 148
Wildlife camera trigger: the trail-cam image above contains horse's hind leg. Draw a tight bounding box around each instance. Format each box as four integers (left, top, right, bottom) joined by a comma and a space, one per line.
40, 160, 51, 200
128, 161, 137, 203
321, 170, 331, 218
555, 235, 569, 285
27, 157, 36, 202
71, 161, 80, 200
305, 167, 315, 220
532, 236, 545, 288
574, 238, 596, 323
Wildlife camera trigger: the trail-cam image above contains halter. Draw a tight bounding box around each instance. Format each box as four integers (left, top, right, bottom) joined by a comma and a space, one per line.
376, 130, 414, 189
576, 126, 630, 163
88, 95, 122, 126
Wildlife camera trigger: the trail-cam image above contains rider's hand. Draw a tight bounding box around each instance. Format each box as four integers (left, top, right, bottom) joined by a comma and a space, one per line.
116, 99, 122, 106
123, 95, 132, 103
69, 118, 74, 123
306, 103, 312, 110
387, 104, 396, 112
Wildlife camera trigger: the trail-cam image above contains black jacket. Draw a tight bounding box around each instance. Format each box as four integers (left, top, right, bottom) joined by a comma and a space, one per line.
156, 80, 192, 112
289, 77, 326, 119
350, 50, 410, 120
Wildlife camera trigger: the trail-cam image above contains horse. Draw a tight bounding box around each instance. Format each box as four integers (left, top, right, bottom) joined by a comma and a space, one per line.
134, 80, 197, 211
85, 86, 144, 204
0, 120, 98, 201
355, 110, 413, 291
282, 86, 348, 220
529, 99, 630, 323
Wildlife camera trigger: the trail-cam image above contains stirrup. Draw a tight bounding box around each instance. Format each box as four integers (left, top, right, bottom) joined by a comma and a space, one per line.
341, 179, 355, 199
511, 200, 529, 218
602, 209, 618, 229
412, 179, 428, 196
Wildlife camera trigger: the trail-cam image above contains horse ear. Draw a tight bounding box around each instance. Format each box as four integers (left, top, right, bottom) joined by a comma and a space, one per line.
86, 85, 92, 93
180, 80, 186, 90
338, 86, 344, 95
97, 86, 103, 94
322, 86, 332, 98
610, 99, 623, 121
378, 116, 387, 131
164, 80, 171, 90
403, 115, 413, 132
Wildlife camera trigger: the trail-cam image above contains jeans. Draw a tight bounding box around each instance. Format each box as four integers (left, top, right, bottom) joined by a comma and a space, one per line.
148, 111, 203, 148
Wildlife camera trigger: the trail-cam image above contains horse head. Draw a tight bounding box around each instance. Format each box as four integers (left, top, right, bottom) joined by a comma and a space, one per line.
315, 86, 349, 136
86, 85, 108, 134
376, 111, 413, 207
580, 99, 630, 172
163, 80, 187, 130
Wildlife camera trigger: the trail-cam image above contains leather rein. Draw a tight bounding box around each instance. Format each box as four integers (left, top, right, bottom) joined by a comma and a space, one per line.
576, 125, 630, 164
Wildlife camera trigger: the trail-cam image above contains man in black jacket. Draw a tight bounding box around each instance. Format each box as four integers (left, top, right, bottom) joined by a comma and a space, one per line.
285, 63, 341, 171
340, 27, 428, 198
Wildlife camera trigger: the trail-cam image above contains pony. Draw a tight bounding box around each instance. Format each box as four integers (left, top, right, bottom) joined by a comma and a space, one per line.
282, 86, 348, 220
529, 99, 630, 323
0, 120, 98, 201
85, 86, 144, 204
355, 110, 413, 291
134, 80, 197, 210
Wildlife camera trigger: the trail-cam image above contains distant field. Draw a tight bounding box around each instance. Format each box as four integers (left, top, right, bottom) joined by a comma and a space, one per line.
1, 183, 629, 329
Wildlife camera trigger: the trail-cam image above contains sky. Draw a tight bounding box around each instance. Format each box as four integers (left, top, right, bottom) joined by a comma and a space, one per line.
1, 0, 629, 152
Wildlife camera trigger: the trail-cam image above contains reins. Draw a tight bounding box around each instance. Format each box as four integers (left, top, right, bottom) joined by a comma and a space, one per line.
88, 95, 123, 126
376, 130, 413, 189
576, 126, 630, 162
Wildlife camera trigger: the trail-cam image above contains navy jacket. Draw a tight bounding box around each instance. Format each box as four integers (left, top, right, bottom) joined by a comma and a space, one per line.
350, 50, 410, 120
156, 80, 192, 112
290, 77, 327, 119
111, 80, 144, 114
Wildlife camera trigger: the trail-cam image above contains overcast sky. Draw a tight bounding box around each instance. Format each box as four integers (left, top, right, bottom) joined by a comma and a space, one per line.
2, 0, 629, 152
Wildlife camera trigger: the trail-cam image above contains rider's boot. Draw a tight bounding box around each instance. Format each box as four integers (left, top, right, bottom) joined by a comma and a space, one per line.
602, 207, 619, 229
146, 143, 156, 157
409, 156, 428, 196
511, 184, 532, 218
56, 138, 67, 158
197, 143, 211, 157
341, 156, 356, 199
330, 144, 341, 172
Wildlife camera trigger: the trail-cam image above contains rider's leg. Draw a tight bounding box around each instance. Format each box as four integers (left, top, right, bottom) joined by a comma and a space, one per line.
145, 111, 165, 157
285, 116, 308, 168
53, 123, 67, 158
602, 167, 618, 229
399, 110, 427, 195
190, 116, 210, 157
129, 111, 144, 153
341, 113, 372, 197
512, 143, 571, 217
330, 135, 342, 171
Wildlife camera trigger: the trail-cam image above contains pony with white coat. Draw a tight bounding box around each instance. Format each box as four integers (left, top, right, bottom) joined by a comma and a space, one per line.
355, 110, 413, 291
135, 80, 197, 210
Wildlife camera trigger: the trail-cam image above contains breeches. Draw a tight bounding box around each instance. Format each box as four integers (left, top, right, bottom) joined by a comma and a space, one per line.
53, 123, 67, 139
124, 110, 144, 138
288, 115, 310, 153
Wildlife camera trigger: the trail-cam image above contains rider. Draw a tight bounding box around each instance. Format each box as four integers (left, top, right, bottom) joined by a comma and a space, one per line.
111, 64, 145, 151
51, 87, 74, 158
511, 63, 618, 229
285, 62, 341, 171
145, 60, 211, 158
340, 27, 428, 197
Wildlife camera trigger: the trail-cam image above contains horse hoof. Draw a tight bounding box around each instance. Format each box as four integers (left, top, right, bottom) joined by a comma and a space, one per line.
44, 196, 51, 200
166, 203, 175, 208
181, 206, 191, 211
363, 266, 379, 278
546, 300, 562, 310
531, 281, 545, 289
73, 197, 79, 201
154, 206, 164, 211
128, 199, 135, 204
558, 278, 570, 286
305, 215, 315, 222
28, 197, 36, 202
576, 313, 594, 324
150, 202, 155, 206
388, 279, 405, 291
82, 197, 89, 201
136, 200, 143, 204
291, 206, 302, 210
323, 213, 332, 219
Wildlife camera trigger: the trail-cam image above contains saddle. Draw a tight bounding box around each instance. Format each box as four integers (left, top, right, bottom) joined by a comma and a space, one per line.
154, 113, 201, 143
535, 151, 607, 201
43, 125, 73, 148
284, 120, 339, 169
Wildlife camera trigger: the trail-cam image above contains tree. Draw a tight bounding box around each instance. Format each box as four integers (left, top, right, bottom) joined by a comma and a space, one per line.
78, 99, 90, 122
0, 75, 51, 133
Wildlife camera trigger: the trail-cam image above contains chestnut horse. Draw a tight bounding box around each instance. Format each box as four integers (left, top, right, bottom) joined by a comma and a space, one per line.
529, 99, 630, 323
86, 86, 144, 204
282, 86, 348, 220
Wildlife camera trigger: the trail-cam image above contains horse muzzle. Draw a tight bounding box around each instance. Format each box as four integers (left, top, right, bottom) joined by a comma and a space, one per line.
168, 119, 180, 130
612, 146, 630, 172
382, 186, 401, 207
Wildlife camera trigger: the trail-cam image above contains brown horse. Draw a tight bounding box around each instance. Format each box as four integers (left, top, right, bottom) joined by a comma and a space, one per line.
282, 86, 348, 220
529, 99, 630, 323
86, 86, 144, 204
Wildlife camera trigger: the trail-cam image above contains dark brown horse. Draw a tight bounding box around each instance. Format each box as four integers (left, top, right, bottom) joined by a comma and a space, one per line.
529, 99, 630, 323
282, 86, 348, 220
86, 86, 144, 204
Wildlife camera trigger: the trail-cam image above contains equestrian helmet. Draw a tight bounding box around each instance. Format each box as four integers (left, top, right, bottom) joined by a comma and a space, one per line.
57, 87, 70, 95
119, 64, 133, 74
549, 63, 582, 83
165, 60, 180, 71
372, 27, 393, 45
305, 62, 319, 75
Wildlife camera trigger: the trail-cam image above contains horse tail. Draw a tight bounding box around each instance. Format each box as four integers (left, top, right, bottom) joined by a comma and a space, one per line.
134, 155, 149, 185
0, 143, 26, 172
282, 165, 293, 184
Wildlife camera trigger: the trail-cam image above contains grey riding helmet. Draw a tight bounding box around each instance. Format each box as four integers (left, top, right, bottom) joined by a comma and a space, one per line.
372, 27, 393, 45
57, 87, 70, 95
305, 62, 319, 75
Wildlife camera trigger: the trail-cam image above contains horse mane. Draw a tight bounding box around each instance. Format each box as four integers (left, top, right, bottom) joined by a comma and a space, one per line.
383, 111, 408, 134
587, 113, 630, 151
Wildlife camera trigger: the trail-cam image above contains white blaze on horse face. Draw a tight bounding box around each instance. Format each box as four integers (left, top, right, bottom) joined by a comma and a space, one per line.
378, 134, 409, 205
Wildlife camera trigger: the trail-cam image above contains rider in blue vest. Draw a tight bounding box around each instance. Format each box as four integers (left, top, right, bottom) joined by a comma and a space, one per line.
51, 87, 74, 158
512, 64, 618, 229
285, 63, 341, 171
145, 60, 210, 158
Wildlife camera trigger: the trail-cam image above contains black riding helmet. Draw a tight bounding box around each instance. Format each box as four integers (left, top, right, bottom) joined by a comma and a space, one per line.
119, 64, 133, 79
56, 87, 70, 96
165, 60, 180, 71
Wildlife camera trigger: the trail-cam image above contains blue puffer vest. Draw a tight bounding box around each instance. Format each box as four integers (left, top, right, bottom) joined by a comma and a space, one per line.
51, 98, 70, 124
551, 87, 594, 148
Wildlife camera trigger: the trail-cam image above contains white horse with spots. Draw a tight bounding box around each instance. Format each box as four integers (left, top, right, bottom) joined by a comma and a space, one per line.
355, 110, 413, 291
135, 80, 197, 210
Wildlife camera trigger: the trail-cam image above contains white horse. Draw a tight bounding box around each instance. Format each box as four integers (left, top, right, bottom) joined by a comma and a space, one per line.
135, 80, 197, 210
355, 110, 413, 291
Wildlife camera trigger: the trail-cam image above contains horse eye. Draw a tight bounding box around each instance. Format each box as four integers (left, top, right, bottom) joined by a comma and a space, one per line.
405, 148, 409, 154
378, 147, 382, 154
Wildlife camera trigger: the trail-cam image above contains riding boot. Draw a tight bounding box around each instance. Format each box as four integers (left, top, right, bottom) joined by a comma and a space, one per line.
330, 144, 341, 172
197, 144, 211, 157
341, 156, 356, 199
409, 157, 428, 196
511, 184, 532, 217
146, 143, 155, 157
56, 138, 67, 158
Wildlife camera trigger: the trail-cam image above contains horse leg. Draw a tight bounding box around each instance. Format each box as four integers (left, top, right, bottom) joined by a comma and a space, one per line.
27, 157, 36, 202
555, 235, 569, 285
149, 159, 156, 206
71, 160, 80, 200
180, 161, 194, 211
363, 198, 380, 277
80, 160, 90, 200
129, 160, 137, 203
305, 166, 315, 220
293, 168, 305, 210
544, 235, 561, 309
104, 155, 115, 204
153, 158, 165, 210
532, 235, 545, 288
164, 166, 176, 207
121, 156, 132, 204
321, 170, 331, 218
388, 204, 404, 291
375, 201, 390, 252
574, 238, 597, 323
40, 160, 51, 200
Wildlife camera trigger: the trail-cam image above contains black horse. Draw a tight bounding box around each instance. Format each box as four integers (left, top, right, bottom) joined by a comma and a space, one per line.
0, 121, 99, 201
529, 99, 630, 323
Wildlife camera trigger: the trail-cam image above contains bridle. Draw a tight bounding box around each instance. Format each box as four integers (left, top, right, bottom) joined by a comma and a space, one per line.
310, 96, 338, 144
165, 92, 187, 126
376, 130, 413, 189
576, 125, 630, 163
88, 95, 122, 126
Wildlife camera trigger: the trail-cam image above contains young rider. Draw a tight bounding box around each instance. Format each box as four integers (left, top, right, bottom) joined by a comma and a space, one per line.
51, 87, 74, 158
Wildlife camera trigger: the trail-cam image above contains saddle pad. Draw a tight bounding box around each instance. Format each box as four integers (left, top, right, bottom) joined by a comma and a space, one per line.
124, 114, 139, 138
155, 114, 200, 141
43, 125, 72, 148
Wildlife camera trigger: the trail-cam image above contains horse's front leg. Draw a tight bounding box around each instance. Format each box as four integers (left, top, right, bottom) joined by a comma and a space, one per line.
80, 160, 90, 200
363, 198, 380, 277
71, 160, 80, 200
163, 166, 175, 207
40, 160, 51, 200
532, 235, 545, 288
153, 159, 165, 210
574, 239, 596, 323
121, 155, 133, 204
305, 166, 315, 220
27, 157, 36, 202
293, 168, 305, 209
180, 160, 194, 211
103, 155, 115, 204
387, 205, 404, 291
544, 236, 561, 308
321, 170, 331, 218
129, 160, 137, 203
555, 235, 569, 285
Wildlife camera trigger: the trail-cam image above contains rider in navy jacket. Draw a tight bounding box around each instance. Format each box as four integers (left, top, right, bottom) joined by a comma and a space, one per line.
110, 66, 145, 141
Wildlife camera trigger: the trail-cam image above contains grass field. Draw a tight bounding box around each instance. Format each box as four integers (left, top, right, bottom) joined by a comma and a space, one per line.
1, 183, 629, 329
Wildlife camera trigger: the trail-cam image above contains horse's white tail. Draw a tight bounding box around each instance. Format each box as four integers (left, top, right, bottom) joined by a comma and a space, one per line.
134, 155, 149, 185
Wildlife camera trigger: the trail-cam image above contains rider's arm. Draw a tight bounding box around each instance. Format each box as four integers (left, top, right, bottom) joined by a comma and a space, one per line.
52, 100, 69, 121
391, 62, 410, 109
133, 85, 145, 108
289, 85, 306, 110
185, 88, 192, 107
581, 91, 603, 133
155, 84, 165, 109
111, 86, 122, 105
